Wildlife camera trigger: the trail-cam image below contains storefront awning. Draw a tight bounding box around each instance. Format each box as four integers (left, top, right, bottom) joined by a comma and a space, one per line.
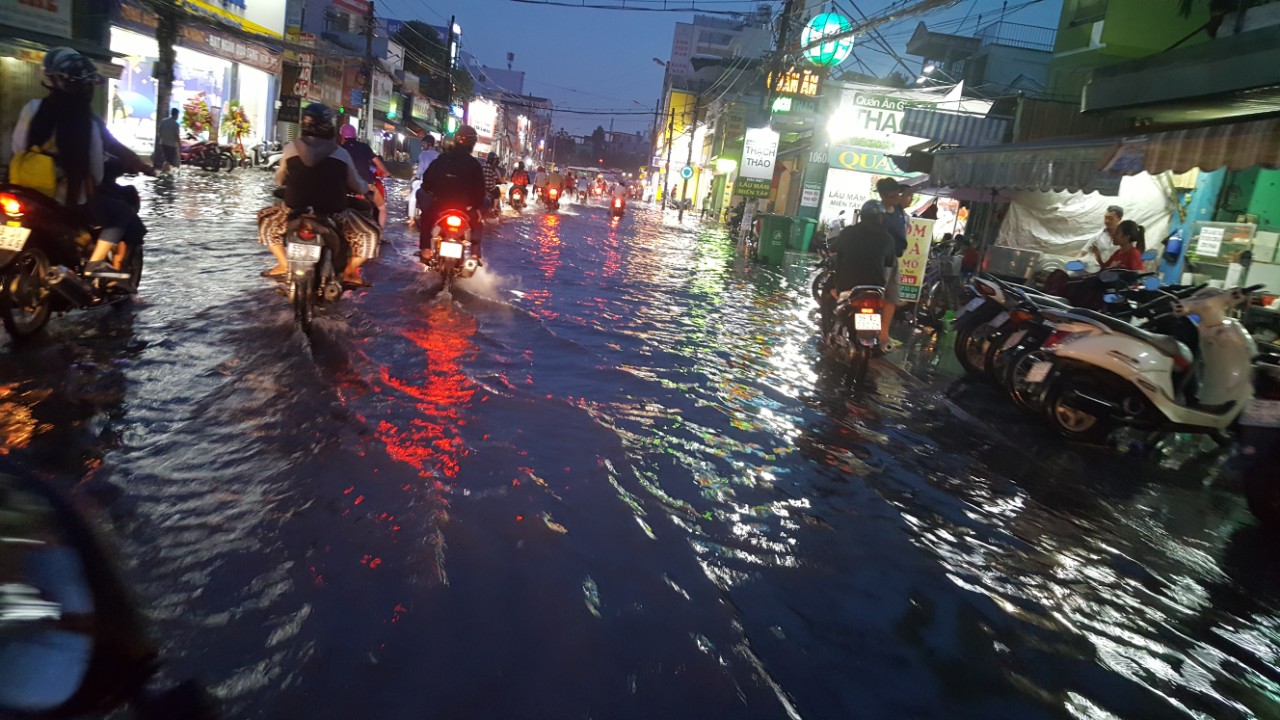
901, 108, 1009, 148
928, 115, 1280, 194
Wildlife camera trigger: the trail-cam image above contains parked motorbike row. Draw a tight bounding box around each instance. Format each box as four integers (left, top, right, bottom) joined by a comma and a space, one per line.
951, 265, 1275, 446
181, 136, 281, 173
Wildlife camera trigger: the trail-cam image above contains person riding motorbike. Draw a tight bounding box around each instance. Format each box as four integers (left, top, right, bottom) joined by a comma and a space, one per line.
483, 152, 503, 216
822, 199, 898, 349
338, 124, 389, 227
418, 125, 486, 264
10, 48, 153, 280
408, 134, 440, 224
542, 167, 565, 205
508, 162, 531, 207
256, 103, 379, 286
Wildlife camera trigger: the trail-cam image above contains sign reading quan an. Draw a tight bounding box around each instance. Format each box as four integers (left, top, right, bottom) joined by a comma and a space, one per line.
828, 145, 910, 177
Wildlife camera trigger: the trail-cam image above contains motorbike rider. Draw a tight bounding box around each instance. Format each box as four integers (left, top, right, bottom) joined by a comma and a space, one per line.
408, 134, 440, 224
11, 48, 153, 279
822, 199, 898, 349
509, 162, 531, 202
256, 103, 379, 287
483, 152, 503, 216
338, 124, 389, 227
543, 166, 566, 203
418, 124, 486, 264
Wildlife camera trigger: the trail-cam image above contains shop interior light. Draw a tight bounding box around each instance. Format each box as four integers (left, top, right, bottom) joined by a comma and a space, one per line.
714, 157, 737, 173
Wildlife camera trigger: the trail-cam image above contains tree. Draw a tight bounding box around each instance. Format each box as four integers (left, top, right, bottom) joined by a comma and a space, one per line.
140, 0, 178, 145
590, 125, 607, 156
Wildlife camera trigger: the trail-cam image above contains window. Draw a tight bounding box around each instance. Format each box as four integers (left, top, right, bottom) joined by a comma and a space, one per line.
1070, 0, 1108, 26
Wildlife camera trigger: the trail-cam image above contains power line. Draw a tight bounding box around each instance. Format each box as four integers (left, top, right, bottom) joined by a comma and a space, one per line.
507, 0, 765, 15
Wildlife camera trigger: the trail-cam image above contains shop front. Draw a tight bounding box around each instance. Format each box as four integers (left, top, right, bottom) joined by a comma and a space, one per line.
107, 4, 280, 154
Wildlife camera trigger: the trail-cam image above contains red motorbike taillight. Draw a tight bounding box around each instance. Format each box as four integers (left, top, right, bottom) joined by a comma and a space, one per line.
613, 199, 622, 207
1010, 310, 1035, 325
297, 225, 317, 240
445, 214, 464, 228
0, 193, 24, 217
1172, 354, 1193, 373
976, 282, 997, 297
550, 189, 559, 197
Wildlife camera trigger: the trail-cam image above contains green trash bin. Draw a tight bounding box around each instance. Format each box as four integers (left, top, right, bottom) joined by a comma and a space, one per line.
790, 217, 818, 253
757, 214, 792, 266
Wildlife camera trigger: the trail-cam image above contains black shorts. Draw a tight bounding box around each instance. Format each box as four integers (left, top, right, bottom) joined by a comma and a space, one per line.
160, 145, 180, 167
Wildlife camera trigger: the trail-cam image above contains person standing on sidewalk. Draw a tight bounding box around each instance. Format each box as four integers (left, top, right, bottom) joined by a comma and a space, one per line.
876, 178, 911, 346
156, 108, 181, 173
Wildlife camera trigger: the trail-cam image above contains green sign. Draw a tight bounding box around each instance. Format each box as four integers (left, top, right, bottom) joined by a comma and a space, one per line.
801, 13, 854, 67
736, 177, 772, 198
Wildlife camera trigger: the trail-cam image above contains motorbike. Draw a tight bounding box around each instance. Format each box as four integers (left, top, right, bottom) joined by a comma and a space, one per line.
824, 286, 887, 386
509, 185, 527, 213
810, 238, 834, 304
273, 190, 373, 335
0, 472, 218, 719
1026, 284, 1265, 442
423, 209, 480, 288
609, 195, 626, 218
179, 135, 226, 172
254, 140, 283, 167
1240, 353, 1280, 528
0, 174, 144, 341
541, 186, 561, 212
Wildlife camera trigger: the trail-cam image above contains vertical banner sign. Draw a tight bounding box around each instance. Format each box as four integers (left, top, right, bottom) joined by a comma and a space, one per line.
800, 181, 822, 208
738, 127, 779, 199
898, 217, 935, 301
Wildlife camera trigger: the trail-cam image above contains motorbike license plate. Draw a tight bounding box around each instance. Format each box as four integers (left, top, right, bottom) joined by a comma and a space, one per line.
0, 225, 31, 252
286, 243, 322, 262
990, 311, 1010, 328
1001, 329, 1028, 350
439, 241, 464, 259
853, 313, 882, 331
1025, 360, 1053, 384
1240, 399, 1280, 428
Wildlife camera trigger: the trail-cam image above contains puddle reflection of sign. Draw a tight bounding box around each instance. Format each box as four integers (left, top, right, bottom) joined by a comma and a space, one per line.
898, 217, 936, 301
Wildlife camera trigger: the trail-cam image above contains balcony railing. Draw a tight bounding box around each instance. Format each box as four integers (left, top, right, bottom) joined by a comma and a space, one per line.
975, 21, 1056, 52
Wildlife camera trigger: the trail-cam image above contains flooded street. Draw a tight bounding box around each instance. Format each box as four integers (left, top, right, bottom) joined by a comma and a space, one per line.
2, 171, 1278, 719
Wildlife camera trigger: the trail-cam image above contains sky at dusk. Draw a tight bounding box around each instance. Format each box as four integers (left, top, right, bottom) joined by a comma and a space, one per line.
379, 0, 1064, 136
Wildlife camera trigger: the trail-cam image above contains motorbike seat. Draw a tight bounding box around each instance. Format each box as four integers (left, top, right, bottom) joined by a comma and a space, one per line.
1068, 307, 1192, 362
837, 285, 886, 303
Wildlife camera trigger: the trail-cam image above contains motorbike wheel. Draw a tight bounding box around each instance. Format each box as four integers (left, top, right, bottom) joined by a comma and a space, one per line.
291, 273, 315, 335
1006, 349, 1052, 413
1044, 374, 1113, 443
811, 269, 830, 304
201, 151, 220, 172
955, 322, 998, 378
0, 247, 52, 339
849, 345, 872, 387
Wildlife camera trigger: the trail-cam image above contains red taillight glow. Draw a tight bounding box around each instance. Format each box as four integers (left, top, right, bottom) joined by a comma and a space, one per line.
0, 193, 23, 217
1042, 330, 1077, 351
1010, 310, 1035, 325
549, 188, 559, 197
613, 199, 622, 207
445, 215, 463, 228
297, 226, 316, 240
1172, 354, 1192, 372
977, 282, 996, 297
858, 307, 876, 314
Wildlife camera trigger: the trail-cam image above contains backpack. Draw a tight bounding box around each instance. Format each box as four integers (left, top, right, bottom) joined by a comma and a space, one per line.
9, 145, 57, 198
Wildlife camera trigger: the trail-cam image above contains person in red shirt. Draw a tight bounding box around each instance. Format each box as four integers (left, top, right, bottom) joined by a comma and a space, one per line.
1102, 220, 1145, 271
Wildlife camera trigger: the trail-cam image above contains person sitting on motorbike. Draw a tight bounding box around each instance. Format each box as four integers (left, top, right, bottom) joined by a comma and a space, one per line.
577, 174, 590, 199
509, 162, 531, 204
11, 48, 153, 279
533, 166, 548, 193
256, 103, 379, 286
483, 152, 503, 215
1041, 221, 1147, 309
610, 180, 628, 201
543, 167, 565, 201
418, 125, 486, 264
338, 124, 388, 227
822, 199, 898, 349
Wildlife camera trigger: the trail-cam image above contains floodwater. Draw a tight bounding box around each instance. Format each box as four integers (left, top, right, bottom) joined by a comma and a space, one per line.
2, 171, 1278, 719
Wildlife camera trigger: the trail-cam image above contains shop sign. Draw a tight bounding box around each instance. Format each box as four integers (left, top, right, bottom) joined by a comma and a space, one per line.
0, 0, 71, 38
277, 95, 301, 124
769, 68, 822, 97
468, 98, 497, 138
738, 127, 779, 199
181, 26, 280, 73
800, 181, 822, 208
819, 168, 872, 227
897, 217, 936, 301
829, 145, 909, 176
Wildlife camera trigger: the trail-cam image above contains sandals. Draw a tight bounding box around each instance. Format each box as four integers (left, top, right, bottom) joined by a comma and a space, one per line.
260, 268, 287, 279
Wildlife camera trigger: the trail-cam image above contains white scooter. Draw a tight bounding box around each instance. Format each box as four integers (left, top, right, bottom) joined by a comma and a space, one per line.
1027, 285, 1264, 441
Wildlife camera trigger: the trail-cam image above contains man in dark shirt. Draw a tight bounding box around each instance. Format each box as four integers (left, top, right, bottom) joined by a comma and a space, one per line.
418, 125, 486, 262
822, 199, 898, 345
876, 177, 912, 345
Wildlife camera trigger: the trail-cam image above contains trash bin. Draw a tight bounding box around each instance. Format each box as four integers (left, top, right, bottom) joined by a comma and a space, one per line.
757, 214, 792, 266
790, 217, 818, 253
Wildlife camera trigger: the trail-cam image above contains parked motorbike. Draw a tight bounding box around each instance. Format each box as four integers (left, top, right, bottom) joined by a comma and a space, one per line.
824, 286, 887, 386
180, 135, 224, 172
610, 195, 626, 218
1240, 353, 1280, 529
1028, 284, 1265, 442
424, 210, 480, 289
509, 186, 527, 213
0, 176, 144, 341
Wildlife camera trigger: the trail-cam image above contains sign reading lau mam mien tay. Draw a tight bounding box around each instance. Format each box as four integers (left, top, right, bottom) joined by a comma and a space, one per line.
738, 127, 779, 198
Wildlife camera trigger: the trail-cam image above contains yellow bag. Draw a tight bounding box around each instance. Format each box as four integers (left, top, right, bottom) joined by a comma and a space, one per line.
9, 146, 57, 198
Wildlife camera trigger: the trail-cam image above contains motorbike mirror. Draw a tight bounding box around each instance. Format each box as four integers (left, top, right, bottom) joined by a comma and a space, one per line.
1066, 260, 1087, 272
1103, 293, 1122, 304
1141, 250, 1158, 262
1143, 276, 1162, 291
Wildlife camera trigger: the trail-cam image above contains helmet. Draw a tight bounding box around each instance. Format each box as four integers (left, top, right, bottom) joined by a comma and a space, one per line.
338, 124, 357, 140
300, 103, 336, 139
860, 199, 885, 217
455, 124, 478, 149
487, 152, 498, 163
43, 49, 101, 93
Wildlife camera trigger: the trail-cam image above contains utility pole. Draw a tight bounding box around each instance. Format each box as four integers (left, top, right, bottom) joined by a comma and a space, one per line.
677, 93, 700, 223
445, 16, 457, 115
361, 0, 375, 140
661, 102, 675, 209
